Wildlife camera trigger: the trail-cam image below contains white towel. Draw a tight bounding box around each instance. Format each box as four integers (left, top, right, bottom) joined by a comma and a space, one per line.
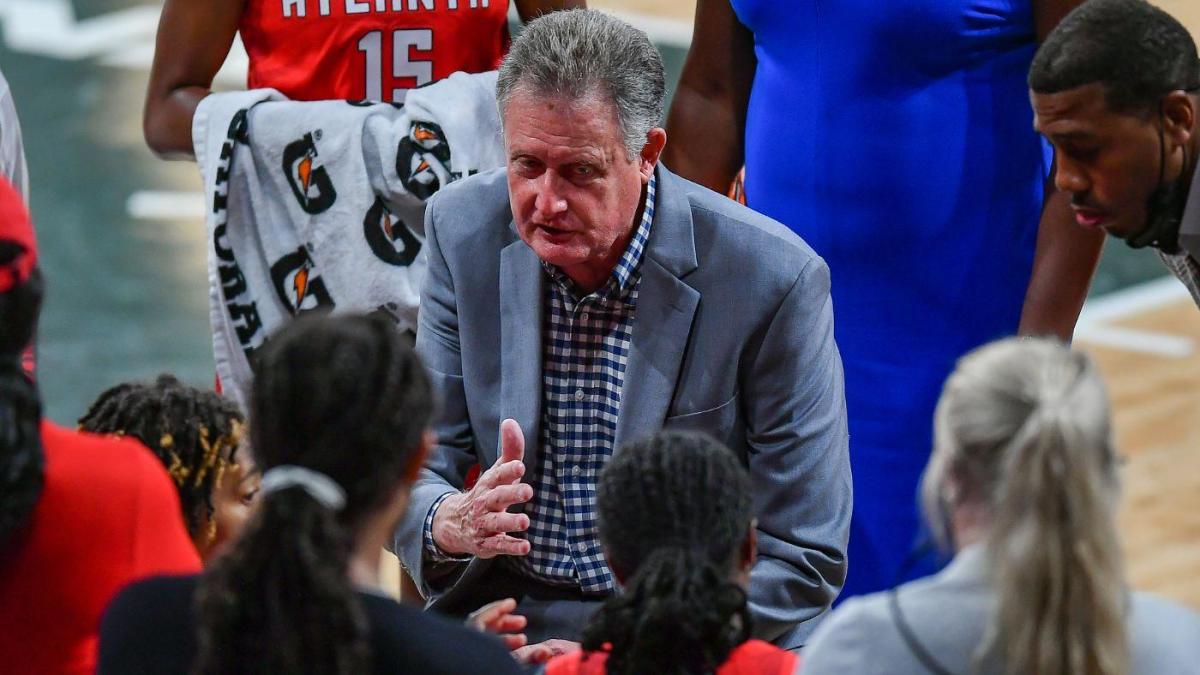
193, 71, 504, 407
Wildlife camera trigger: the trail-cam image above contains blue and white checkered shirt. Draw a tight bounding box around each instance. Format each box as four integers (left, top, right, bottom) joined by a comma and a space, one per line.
507, 176, 656, 594
422, 178, 656, 592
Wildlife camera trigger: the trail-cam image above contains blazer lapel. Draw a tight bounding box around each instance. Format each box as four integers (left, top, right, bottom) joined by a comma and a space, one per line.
616, 259, 700, 447
615, 165, 701, 448
499, 234, 544, 481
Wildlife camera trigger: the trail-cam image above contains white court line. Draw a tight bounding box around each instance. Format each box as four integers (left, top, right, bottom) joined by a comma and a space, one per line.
1077, 275, 1192, 324
1075, 275, 1195, 358
1074, 325, 1195, 359
127, 191, 206, 221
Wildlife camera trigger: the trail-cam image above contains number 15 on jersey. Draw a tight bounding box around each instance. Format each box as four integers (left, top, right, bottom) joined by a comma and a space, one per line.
357, 29, 433, 103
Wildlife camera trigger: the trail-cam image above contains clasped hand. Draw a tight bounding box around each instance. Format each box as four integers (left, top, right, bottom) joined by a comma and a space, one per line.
432, 418, 533, 558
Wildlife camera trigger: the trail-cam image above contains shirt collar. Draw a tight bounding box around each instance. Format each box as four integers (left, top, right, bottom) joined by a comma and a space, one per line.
543, 174, 657, 302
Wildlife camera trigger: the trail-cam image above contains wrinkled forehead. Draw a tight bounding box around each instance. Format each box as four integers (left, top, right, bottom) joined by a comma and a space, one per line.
501, 89, 624, 155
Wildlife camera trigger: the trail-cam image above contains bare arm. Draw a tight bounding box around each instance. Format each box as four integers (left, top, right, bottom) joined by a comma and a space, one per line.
1018, 0, 1102, 339
143, 0, 243, 159
513, 0, 586, 23
1018, 182, 1105, 339
663, 0, 755, 192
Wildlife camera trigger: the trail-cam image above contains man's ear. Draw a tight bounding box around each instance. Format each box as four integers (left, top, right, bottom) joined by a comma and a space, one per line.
1162, 90, 1196, 147
639, 128, 667, 181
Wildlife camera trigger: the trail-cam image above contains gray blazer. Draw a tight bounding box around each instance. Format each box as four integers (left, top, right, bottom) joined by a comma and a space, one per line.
802, 545, 1200, 674
394, 164, 852, 648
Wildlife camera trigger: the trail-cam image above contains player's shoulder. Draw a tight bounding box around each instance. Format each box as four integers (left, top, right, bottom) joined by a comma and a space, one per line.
41, 421, 178, 506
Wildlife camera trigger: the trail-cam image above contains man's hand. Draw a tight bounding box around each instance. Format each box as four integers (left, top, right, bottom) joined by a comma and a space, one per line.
467, 598, 528, 650
512, 639, 581, 665
431, 419, 533, 558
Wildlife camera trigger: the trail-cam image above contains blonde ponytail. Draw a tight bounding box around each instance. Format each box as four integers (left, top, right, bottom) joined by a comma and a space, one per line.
923, 338, 1129, 675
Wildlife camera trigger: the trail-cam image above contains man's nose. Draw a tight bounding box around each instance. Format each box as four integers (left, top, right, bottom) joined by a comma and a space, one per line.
533, 171, 568, 218
1053, 156, 1090, 195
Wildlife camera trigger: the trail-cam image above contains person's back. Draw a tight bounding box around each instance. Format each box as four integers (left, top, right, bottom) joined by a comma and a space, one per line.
0, 422, 201, 675
801, 546, 1200, 674
803, 337, 1200, 675
100, 574, 522, 675
546, 639, 798, 675
542, 432, 800, 675
97, 313, 523, 675
0, 176, 200, 675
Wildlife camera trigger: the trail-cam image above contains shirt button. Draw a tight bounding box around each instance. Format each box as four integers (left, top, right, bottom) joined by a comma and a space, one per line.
576, 542, 587, 553
581, 312, 589, 322
571, 465, 582, 477
574, 388, 585, 401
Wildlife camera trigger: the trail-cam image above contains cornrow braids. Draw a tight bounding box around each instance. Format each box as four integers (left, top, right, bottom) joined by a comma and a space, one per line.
195, 312, 432, 675
583, 431, 755, 675
0, 251, 44, 547
78, 374, 245, 542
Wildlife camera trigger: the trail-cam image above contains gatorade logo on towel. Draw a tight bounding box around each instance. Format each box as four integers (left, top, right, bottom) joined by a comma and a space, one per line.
363, 195, 422, 267
396, 121, 451, 201
282, 131, 338, 214
269, 247, 335, 315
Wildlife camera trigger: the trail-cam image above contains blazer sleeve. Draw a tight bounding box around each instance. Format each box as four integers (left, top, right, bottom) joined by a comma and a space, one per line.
742, 256, 852, 645
393, 195, 482, 594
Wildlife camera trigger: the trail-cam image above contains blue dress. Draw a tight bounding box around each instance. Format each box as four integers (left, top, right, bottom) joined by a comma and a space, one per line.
729, 0, 1049, 598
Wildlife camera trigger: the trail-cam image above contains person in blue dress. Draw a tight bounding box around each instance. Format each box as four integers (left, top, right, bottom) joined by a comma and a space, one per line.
665, 0, 1104, 600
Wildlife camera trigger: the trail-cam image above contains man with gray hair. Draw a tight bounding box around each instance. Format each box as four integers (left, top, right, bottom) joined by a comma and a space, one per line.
394, 9, 852, 651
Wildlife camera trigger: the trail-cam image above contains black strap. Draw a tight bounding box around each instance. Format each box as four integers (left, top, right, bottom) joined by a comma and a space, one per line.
887, 589, 956, 675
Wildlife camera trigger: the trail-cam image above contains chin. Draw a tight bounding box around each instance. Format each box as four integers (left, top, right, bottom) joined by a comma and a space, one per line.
1104, 219, 1140, 240
527, 239, 586, 268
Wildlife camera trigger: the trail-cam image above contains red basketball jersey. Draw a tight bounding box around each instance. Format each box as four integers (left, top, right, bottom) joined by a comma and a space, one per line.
239, 0, 511, 102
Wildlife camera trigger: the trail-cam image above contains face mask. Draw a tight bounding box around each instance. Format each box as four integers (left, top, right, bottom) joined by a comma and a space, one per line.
1125, 105, 1194, 253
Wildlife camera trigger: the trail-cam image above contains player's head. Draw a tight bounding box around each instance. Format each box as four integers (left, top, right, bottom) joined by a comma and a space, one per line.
0, 177, 43, 548
497, 10, 667, 289
194, 313, 432, 674
79, 374, 253, 560
583, 431, 756, 675
922, 337, 1126, 674
1030, 0, 1200, 251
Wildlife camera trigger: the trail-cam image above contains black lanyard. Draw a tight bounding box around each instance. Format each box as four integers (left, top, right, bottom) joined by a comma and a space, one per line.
887, 588, 957, 675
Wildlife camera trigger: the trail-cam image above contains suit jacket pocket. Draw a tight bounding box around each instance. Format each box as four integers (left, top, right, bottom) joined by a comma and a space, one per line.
663, 392, 743, 449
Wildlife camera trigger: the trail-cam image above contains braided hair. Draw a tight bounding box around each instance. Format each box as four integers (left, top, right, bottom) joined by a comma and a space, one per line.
0, 241, 43, 546
194, 312, 432, 675
584, 431, 755, 675
78, 374, 245, 545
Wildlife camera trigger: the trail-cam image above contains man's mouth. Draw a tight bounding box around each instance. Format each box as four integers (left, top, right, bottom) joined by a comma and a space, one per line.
1071, 206, 1108, 229
538, 224, 573, 240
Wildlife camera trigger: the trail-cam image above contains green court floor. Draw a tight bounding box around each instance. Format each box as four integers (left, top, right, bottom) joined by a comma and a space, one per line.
1, 0, 1169, 422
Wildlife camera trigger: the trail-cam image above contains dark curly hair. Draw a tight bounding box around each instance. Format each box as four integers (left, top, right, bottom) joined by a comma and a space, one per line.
78, 374, 245, 544
194, 313, 432, 675
0, 240, 43, 546
1030, 0, 1200, 112
582, 431, 756, 675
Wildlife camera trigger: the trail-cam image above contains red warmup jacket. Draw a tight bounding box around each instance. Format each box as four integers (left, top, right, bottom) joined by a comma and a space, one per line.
545, 640, 800, 675
0, 422, 202, 675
